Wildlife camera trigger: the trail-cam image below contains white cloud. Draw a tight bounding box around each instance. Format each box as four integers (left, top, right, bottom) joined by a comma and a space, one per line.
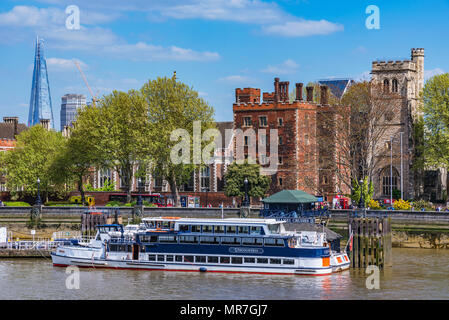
261, 20, 344, 37
424, 68, 445, 81
0, 6, 220, 62
0, 5, 63, 27
261, 59, 299, 75
217, 75, 254, 84
47, 58, 87, 71
355, 70, 371, 81
0, 5, 118, 27
29, 0, 344, 38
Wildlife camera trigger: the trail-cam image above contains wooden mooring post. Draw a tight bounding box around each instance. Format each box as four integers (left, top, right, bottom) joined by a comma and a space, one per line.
348, 217, 392, 269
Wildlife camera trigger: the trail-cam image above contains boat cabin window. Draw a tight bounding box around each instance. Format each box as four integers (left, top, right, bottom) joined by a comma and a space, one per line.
283, 259, 294, 265
269, 258, 281, 264
97, 226, 120, 233
242, 237, 263, 246
207, 256, 219, 263
238, 226, 249, 234
179, 236, 198, 244
148, 254, 156, 261
195, 256, 206, 263
267, 224, 281, 234
191, 225, 201, 233
264, 238, 285, 247
231, 257, 243, 264
225, 226, 237, 234
202, 225, 213, 233
159, 236, 177, 243
200, 236, 220, 245
221, 237, 240, 245
175, 255, 183, 262
220, 257, 230, 264
183, 255, 194, 263
257, 258, 268, 264
250, 226, 262, 235
179, 224, 189, 232
214, 226, 225, 234
244, 257, 255, 263
140, 235, 158, 243
166, 255, 174, 262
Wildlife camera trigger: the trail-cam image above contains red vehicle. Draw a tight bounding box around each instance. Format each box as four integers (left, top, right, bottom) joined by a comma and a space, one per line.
108, 193, 173, 207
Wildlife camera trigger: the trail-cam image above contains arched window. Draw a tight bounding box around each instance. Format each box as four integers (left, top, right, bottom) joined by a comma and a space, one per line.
392, 79, 398, 93
383, 79, 390, 92
380, 167, 399, 196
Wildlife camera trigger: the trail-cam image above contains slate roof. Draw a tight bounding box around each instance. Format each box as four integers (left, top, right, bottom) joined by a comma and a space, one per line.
262, 190, 318, 204
0, 122, 27, 140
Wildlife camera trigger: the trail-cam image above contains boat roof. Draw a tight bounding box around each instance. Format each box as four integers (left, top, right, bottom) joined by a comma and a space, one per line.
142, 217, 284, 225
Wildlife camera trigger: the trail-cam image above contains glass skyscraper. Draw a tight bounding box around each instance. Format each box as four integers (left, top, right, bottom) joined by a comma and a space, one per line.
60, 94, 86, 131
28, 36, 55, 129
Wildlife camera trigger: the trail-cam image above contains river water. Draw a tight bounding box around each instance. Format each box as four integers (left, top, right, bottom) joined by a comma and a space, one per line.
0, 248, 448, 300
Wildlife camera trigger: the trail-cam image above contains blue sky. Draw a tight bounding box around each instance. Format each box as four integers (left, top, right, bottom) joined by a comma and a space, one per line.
0, 0, 448, 128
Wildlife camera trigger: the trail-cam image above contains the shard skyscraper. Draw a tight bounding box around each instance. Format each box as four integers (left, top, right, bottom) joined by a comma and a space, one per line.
28, 36, 54, 129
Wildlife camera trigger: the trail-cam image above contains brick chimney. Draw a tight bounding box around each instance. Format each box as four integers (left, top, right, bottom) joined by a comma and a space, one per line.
40, 119, 50, 131
320, 85, 329, 105
280, 81, 290, 102
306, 86, 314, 102
295, 83, 303, 101
4, 117, 19, 138
274, 77, 280, 102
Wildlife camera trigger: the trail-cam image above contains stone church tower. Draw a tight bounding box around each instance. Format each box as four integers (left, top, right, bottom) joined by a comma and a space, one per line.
370, 48, 425, 201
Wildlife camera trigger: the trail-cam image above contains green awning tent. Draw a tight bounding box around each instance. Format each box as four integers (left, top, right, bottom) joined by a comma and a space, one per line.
262, 190, 318, 204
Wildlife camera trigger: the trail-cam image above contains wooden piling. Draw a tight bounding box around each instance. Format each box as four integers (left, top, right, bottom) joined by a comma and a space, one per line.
348, 217, 391, 269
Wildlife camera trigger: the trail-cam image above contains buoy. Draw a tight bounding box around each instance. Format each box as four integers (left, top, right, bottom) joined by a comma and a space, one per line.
199, 267, 207, 272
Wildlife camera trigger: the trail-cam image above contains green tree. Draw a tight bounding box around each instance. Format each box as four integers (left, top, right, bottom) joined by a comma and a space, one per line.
142, 76, 216, 206
91, 90, 152, 203
51, 107, 109, 205
2, 125, 66, 202
224, 161, 270, 204
351, 177, 374, 207
421, 73, 449, 168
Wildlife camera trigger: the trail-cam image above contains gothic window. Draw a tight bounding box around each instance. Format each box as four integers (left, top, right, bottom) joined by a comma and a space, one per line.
381, 167, 399, 196
259, 116, 268, 127
392, 79, 399, 93
383, 79, 390, 92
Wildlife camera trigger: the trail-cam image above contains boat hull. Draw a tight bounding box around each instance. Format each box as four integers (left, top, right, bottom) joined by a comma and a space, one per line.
51, 252, 333, 276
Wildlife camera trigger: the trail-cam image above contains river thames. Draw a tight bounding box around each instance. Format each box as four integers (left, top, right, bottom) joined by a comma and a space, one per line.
0, 248, 448, 300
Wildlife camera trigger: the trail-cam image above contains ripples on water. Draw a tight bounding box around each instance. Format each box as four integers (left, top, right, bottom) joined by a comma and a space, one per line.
1, 248, 448, 300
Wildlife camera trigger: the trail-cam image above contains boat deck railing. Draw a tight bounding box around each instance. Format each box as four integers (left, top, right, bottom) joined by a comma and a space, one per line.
2, 240, 66, 250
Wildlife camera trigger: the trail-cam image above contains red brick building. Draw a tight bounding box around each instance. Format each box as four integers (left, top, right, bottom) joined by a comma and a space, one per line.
233, 77, 350, 201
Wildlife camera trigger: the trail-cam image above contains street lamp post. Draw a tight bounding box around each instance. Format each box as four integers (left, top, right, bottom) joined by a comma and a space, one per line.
36, 178, 41, 206
137, 177, 143, 206
243, 178, 249, 207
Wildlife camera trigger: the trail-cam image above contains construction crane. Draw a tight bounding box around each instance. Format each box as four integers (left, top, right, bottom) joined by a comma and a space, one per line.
74, 60, 98, 106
